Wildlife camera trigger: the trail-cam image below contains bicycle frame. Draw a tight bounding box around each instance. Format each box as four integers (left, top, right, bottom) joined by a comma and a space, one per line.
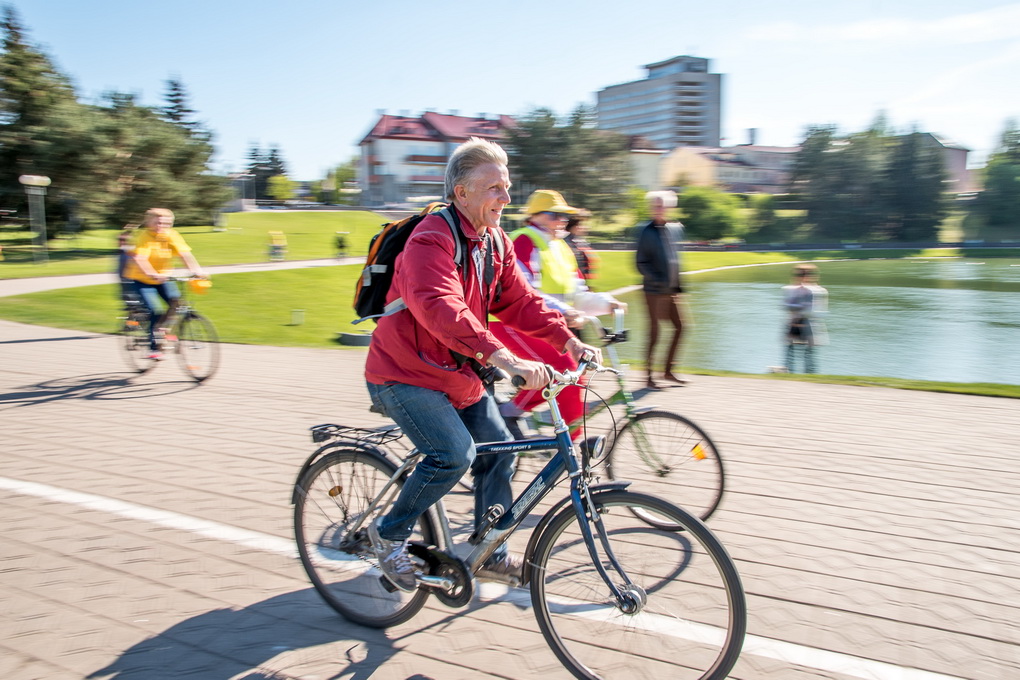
444, 362, 644, 606
300, 356, 644, 609
528, 312, 671, 475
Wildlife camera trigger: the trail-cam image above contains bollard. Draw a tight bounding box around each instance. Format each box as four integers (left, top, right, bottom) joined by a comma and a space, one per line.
291, 309, 305, 325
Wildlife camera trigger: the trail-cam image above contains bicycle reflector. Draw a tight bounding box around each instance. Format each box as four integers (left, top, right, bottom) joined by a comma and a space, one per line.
692, 443, 707, 460
189, 278, 212, 294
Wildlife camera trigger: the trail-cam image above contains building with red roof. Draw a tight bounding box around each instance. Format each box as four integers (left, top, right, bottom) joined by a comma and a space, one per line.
358, 110, 514, 206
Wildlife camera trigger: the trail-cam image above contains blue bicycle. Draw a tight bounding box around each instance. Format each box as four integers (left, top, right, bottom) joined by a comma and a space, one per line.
292, 354, 746, 679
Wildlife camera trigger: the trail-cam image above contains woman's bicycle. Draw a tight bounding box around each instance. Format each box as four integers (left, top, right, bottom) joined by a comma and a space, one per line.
119, 276, 220, 382
508, 310, 724, 525
292, 353, 746, 680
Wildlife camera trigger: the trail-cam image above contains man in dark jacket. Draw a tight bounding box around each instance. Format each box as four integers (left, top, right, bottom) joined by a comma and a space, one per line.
635, 190, 687, 390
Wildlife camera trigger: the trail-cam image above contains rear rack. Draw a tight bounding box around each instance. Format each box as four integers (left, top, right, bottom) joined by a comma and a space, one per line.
309, 423, 404, 446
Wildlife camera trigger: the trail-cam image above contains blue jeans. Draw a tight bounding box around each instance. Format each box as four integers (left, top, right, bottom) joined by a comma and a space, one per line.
367, 381, 516, 558
129, 280, 180, 350
785, 343, 816, 373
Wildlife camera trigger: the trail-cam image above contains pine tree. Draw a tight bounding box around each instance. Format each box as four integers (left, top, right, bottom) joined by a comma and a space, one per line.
161, 77, 198, 130
0, 5, 79, 220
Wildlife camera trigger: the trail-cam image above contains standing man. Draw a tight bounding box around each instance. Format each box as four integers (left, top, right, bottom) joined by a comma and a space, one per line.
635, 190, 687, 390
364, 138, 601, 592
781, 263, 828, 373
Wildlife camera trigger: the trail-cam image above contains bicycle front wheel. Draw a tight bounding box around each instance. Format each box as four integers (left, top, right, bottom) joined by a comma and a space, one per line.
293, 446, 436, 628
530, 490, 745, 680
606, 411, 724, 524
176, 312, 220, 382
120, 311, 155, 374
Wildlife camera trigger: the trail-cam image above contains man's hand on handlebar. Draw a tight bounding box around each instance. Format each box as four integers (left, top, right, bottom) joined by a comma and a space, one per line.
565, 336, 602, 368
561, 308, 586, 329
488, 348, 552, 391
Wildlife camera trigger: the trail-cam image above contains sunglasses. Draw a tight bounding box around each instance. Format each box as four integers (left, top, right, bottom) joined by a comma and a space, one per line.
543, 212, 570, 221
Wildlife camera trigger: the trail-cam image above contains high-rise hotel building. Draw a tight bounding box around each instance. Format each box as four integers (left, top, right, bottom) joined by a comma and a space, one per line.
596, 55, 722, 150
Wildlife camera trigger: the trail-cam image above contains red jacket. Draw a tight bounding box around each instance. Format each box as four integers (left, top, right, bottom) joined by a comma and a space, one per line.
365, 207, 574, 408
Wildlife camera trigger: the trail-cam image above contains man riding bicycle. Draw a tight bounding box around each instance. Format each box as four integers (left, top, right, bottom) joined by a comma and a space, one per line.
122, 208, 207, 360
364, 138, 601, 592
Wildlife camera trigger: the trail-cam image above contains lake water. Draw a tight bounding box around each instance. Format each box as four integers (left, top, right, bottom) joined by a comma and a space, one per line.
611, 258, 1020, 385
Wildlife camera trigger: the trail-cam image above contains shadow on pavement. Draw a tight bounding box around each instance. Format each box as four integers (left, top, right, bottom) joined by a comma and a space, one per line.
85, 589, 435, 680
0, 334, 105, 344
0, 372, 198, 408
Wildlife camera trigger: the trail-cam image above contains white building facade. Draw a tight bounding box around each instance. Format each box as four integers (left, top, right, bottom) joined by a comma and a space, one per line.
597, 56, 723, 150
358, 112, 512, 206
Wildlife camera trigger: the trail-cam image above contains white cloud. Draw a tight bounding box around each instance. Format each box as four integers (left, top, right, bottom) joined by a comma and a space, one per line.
893, 41, 1020, 108
745, 4, 1020, 45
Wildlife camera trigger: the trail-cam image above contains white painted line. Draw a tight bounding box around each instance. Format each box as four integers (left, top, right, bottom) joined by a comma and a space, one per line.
0, 476, 296, 558
0, 476, 966, 680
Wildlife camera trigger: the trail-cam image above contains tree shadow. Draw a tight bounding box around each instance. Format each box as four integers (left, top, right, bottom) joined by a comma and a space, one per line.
0, 372, 198, 409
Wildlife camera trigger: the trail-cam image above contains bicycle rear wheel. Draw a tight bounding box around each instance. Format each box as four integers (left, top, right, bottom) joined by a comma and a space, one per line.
606, 411, 724, 524
120, 310, 156, 374
530, 489, 745, 680
176, 311, 220, 382
293, 446, 435, 628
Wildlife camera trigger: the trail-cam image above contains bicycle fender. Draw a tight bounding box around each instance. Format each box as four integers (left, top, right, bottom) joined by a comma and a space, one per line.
290, 440, 398, 505
521, 481, 631, 586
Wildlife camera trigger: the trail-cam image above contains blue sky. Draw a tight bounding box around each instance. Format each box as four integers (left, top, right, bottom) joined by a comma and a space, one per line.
13, 0, 1020, 179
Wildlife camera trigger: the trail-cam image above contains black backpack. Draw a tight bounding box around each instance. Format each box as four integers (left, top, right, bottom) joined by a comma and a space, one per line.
352, 203, 503, 325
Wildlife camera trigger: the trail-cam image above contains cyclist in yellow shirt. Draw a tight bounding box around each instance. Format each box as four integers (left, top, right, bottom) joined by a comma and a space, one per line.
122, 208, 207, 360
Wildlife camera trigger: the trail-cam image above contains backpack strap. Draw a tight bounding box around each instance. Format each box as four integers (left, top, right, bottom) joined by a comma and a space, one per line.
369, 206, 465, 321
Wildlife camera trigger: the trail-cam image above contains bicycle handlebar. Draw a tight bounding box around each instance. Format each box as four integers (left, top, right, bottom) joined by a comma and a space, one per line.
509, 350, 610, 390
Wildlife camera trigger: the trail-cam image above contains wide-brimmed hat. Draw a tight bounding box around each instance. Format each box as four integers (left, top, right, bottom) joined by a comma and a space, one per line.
523, 189, 578, 217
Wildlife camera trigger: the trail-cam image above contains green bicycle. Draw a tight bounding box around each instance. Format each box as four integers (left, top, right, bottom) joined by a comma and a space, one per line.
508, 310, 725, 526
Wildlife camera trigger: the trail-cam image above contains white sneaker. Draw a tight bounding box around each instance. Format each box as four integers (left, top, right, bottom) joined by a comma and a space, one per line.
367, 519, 417, 592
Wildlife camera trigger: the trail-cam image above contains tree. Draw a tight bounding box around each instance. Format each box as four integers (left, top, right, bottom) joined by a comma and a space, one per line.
789, 117, 949, 243
267, 174, 296, 202
881, 131, 947, 241
85, 92, 230, 226
161, 77, 199, 131
0, 9, 229, 234
745, 194, 786, 243
973, 119, 1020, 235
505, 105, 632, 215
246, 143, 288, 200
0, 5, 82, 231
677, 186, 744, 240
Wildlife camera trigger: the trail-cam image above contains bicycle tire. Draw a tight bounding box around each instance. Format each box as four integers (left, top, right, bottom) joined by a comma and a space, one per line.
293, 446, 436, 628
530, 489, 746, 680
176, 311, 220, 382
606, 411, 724, 525
120, 310, 156, 374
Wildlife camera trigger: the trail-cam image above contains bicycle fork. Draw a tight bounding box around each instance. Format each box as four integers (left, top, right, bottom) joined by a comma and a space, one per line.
570, 481, 647, 615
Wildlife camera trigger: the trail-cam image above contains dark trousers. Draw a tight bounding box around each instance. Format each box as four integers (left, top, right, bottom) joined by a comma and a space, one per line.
644, 292, 684, 376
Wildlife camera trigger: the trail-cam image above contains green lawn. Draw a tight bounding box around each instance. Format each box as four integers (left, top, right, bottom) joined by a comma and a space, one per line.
0, 210, 389, 278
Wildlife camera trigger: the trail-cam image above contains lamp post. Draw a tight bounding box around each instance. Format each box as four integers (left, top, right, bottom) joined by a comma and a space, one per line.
19, 175, 51, 264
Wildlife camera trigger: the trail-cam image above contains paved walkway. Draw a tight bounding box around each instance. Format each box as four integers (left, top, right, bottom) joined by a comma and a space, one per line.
1, 271, 1018, 679
0, 258, 358, 297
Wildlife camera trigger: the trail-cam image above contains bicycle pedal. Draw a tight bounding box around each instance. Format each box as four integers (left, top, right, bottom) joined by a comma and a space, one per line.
468, 504, 504, 545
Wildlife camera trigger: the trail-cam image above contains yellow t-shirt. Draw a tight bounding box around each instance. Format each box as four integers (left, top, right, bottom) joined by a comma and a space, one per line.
123, 228, 191, 285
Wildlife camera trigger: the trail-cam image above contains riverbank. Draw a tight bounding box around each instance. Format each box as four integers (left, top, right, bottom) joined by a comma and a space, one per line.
1, 262, 1016, 399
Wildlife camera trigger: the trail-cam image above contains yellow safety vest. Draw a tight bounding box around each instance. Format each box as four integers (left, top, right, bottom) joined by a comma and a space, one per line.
509, 226, 576, 297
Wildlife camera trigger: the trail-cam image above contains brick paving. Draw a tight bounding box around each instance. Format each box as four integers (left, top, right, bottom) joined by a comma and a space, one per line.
1, 303, 1018, 678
